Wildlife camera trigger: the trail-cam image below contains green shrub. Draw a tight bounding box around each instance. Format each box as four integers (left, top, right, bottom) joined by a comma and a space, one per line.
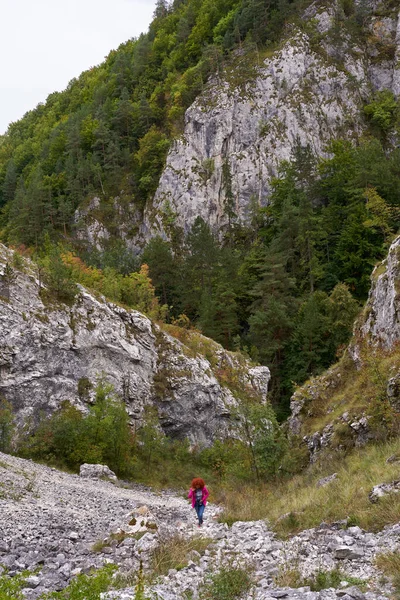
0, 398, 15, 453
201, 566, 253, 600
40, 245, 78, 304
40, 564, 117, 599
364, 91, 399, 133
0, 571, 27, 599
18, 378, 133, 476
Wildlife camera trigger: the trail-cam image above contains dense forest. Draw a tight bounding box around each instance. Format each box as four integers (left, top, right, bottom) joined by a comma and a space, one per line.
0, 0, 400, 416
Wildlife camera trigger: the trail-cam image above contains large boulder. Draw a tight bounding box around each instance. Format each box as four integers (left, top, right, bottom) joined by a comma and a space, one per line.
79, 464, 117, 482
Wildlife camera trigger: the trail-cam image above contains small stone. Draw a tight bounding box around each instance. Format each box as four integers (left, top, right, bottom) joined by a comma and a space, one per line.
317, 473, 338, 487
134, 506, 149, 516
342, 587, 366, 600
335, 546, 364, 559
386, 454, 400, 464
24, 576, 41, 589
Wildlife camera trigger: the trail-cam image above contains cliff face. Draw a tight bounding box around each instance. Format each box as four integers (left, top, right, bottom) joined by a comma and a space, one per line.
76, 1, 400, 248
0, 245, 269, 446
358, 236, 400, 348
145, 28, 365, 238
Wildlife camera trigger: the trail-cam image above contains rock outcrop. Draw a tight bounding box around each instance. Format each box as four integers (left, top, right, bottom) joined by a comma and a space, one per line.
146, 0, 400, 241
79, 464, 118, 482
358, 236, 400, 347
0, 245, 269, 446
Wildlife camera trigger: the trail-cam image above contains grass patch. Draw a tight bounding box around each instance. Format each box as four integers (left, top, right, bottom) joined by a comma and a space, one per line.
376, 551, 400, 598
0, 571, 29, 599
274, 566, 304, 588
91, 531, 141, 553
219, 437, 400, 536
149, 535, 212, 579
275, 566, 367, 591
41, 564, 117, 599
201, 565, 253, 600
0, 565, 117, 599
309, 570, 366, 591
296, 343, 400, 440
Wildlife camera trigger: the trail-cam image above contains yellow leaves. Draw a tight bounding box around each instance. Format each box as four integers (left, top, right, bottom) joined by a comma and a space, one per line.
60, 251, 167, 321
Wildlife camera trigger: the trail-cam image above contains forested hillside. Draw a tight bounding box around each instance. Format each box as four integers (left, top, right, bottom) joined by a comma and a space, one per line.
1, 0, 400, 416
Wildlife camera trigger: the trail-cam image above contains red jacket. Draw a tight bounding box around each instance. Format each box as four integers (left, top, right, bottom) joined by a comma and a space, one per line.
188, 486, 209, 508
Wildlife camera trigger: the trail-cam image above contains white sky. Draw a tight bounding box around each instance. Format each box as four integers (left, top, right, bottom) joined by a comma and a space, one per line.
0, 0, 156, 134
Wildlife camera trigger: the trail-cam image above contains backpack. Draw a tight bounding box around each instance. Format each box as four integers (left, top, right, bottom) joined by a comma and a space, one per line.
195, 488, 203, 506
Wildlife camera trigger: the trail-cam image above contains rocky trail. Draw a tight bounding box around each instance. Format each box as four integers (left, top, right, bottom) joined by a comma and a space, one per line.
0, 453, 398, 600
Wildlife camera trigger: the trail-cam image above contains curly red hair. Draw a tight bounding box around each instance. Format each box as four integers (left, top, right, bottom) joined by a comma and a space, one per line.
191, 477, 205, 489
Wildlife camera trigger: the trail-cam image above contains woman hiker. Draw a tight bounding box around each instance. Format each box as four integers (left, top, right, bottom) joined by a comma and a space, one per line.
188, 477, 209, 527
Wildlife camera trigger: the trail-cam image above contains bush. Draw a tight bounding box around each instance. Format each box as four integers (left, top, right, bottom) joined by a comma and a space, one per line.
18, 379, 133, 477
40, 244, 78, 304
364, 91, 399, 133
40, 564, 117, 599
201, 566, 253, 600
0, 398, 14, 453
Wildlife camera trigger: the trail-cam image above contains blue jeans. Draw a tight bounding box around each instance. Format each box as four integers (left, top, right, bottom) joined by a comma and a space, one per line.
195, 502, 205, 524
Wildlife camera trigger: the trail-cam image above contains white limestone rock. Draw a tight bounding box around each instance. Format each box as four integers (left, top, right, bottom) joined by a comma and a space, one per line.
139, 4, 400, 244
0, 245, 269, 447
360, 236, 400, 347
79, 464, 118, 482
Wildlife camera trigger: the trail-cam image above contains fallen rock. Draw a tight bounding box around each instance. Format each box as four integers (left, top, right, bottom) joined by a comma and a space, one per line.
337, 587, 366, 599
316, 473, 338, 488
369, 480, 400, 503
335, 546, 364, 560
79, 464, 118, 482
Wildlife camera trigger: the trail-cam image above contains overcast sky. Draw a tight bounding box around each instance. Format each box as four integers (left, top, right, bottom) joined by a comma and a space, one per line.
0, 0, 156, 134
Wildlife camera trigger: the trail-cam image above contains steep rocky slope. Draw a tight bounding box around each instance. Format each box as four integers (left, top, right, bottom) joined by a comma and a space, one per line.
288, 234, 400, 459
0, 245, 269, 445
76, 0, 400, 247
0, 451, 397, 599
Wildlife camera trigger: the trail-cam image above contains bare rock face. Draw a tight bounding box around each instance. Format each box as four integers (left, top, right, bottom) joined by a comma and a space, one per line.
141, 1, 400, 242
359, 236, 400, 347
0, 245, 270, 446
75, 2, 400, 250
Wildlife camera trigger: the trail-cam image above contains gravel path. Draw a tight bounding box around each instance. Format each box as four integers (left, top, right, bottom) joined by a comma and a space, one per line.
0, 453, 398, 600
0, 452, 209, 597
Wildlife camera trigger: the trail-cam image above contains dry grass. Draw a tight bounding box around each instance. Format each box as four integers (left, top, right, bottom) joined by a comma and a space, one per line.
149, 535, 212, 579
375, 551, 400, 597
274, 567, 304, 588
299, 344, 400, 438
220, 437, 400, 536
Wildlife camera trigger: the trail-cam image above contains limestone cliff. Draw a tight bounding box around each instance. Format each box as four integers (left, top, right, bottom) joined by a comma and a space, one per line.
0, 245, 269, 446
76, 0, 400, 248
358, 235, 400, 348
